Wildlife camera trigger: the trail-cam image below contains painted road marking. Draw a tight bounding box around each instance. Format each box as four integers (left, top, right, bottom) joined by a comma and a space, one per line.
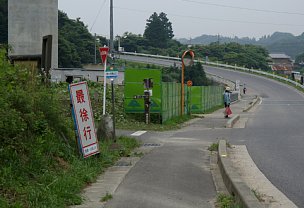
131, 131, 147, 136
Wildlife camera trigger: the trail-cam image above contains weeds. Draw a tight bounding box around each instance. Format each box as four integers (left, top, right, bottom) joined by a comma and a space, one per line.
252, 189, 266, 202
101, 193, 113, 202
216, 193, 241, 208
208, 142, 219, 151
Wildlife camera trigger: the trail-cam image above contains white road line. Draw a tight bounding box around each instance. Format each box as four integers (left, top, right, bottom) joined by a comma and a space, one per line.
131, 131, 147, 136
259, 98, 263, 105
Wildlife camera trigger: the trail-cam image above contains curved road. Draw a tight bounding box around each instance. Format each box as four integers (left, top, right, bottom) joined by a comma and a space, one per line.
205, 66, 304, 207
120, 54, 304, 207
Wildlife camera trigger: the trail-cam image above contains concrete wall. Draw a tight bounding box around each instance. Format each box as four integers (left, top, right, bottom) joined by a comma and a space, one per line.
8, 0, 58, 68
51, 69, 125, 85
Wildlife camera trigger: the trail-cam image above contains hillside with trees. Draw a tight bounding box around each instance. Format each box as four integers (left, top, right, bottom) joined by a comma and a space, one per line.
0, 5, 271, 70
58, 11, 105, 68
178, 32, 304, 59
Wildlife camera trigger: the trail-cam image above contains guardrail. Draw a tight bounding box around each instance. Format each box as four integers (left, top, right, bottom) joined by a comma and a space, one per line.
120, 51, 304, 90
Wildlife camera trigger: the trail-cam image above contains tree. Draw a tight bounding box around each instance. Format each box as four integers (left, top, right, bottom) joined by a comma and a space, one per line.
295, 52, 304, 65
58, 11, 103, 67
294, 52, 304, 73
144, 12, 174, 48
118, 32, 148, 52
185, 62, 209, 86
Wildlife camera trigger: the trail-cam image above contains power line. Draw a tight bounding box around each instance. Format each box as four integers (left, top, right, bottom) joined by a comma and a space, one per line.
90, 0, 107, 31
182, 0, 304, 16
114, 6, 304, 27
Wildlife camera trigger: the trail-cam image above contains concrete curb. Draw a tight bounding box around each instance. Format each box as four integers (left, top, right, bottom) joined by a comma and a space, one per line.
226, 114, 240, 128
243, 96, 261, 112
218, 140, 263, 208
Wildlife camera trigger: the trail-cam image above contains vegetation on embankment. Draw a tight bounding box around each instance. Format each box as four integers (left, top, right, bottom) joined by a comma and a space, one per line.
0, 47, 202, 207
0, 49, 140, 207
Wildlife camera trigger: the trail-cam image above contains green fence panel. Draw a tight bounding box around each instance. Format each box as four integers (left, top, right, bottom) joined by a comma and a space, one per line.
124, 69, 162, 113
125, 69, 224, 122
189, 86, 223, 113
161, 82, 182, 123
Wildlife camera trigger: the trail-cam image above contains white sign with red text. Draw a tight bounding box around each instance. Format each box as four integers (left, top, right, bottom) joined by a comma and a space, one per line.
69, 81, 99, 158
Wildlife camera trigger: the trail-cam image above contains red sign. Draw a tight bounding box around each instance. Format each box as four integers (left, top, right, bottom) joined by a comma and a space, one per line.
99, 47, 109, 64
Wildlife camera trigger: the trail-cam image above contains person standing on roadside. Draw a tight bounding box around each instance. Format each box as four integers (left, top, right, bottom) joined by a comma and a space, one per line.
223, 87, 231, 118
243, 85, 247, 94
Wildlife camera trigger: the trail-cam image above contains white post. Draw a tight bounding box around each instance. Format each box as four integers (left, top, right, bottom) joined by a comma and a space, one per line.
103, 59, 107, 115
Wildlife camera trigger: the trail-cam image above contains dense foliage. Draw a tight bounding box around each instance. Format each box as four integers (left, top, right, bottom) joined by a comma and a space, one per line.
190, 42, 271, 70
143, 12, 174, 48
162, 62, 211, 86
179, 32, 304, 59
294, 52, 304, 73
58, 11, 97, 68
0, 49, 139, 207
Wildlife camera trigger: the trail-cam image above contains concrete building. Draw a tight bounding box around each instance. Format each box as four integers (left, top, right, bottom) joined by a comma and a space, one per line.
269, 53, 293, 75
8, 0, 58, 68
51, 66, 125, 85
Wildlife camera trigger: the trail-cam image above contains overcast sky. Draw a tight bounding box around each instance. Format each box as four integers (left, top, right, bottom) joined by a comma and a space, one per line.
58, 0, 304, 40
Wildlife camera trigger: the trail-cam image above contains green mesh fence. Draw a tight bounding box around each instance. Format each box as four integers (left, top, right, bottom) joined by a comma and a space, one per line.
189, 86, 223, 113
161, 82, 182, 123
124, 69, 224, 123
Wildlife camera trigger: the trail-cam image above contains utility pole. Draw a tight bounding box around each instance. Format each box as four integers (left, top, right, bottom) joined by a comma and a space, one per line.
94, 33, 97, 64
110, 0, 114, 54
217, 33, 220, 45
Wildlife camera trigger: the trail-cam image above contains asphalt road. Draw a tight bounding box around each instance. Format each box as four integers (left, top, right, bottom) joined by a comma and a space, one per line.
119, 54, 304, 207
204, 66, 304, 207
107, 131, 216, 208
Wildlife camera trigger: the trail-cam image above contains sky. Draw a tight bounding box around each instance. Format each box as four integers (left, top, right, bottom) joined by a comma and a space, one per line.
58, 0, 304, 40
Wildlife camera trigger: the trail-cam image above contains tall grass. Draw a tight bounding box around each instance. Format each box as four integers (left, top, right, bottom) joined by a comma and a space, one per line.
0, 49, 139, 207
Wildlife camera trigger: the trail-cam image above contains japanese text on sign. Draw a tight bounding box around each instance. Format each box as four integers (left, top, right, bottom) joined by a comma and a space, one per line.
69, 82, 99, 158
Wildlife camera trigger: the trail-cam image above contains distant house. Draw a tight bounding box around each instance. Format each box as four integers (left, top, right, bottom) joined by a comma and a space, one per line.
269, 53, 293, 75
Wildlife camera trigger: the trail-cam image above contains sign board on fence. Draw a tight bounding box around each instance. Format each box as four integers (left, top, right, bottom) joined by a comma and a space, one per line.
69, 81, 99, 158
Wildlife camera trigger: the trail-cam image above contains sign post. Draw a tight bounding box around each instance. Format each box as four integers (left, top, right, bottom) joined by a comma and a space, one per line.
99, 47, 109, 115
69, 81, 99, 158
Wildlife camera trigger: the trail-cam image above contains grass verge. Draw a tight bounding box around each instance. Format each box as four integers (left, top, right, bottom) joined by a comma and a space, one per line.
0, 136, 139, 208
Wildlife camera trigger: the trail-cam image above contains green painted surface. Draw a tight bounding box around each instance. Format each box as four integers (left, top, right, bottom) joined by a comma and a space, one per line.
124, 69, 224, 122
124, 69, 162, 113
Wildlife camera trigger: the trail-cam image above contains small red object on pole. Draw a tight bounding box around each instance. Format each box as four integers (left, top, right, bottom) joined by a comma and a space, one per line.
99, 47, 109, 64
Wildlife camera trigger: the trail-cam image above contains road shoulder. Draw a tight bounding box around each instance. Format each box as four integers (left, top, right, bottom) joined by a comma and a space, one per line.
229, 145, 297, 208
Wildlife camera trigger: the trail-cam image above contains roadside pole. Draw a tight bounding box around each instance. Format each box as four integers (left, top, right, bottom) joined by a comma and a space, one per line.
111, 78, 116, 142
99, 47, 109, 115
103, 58, 107, 115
